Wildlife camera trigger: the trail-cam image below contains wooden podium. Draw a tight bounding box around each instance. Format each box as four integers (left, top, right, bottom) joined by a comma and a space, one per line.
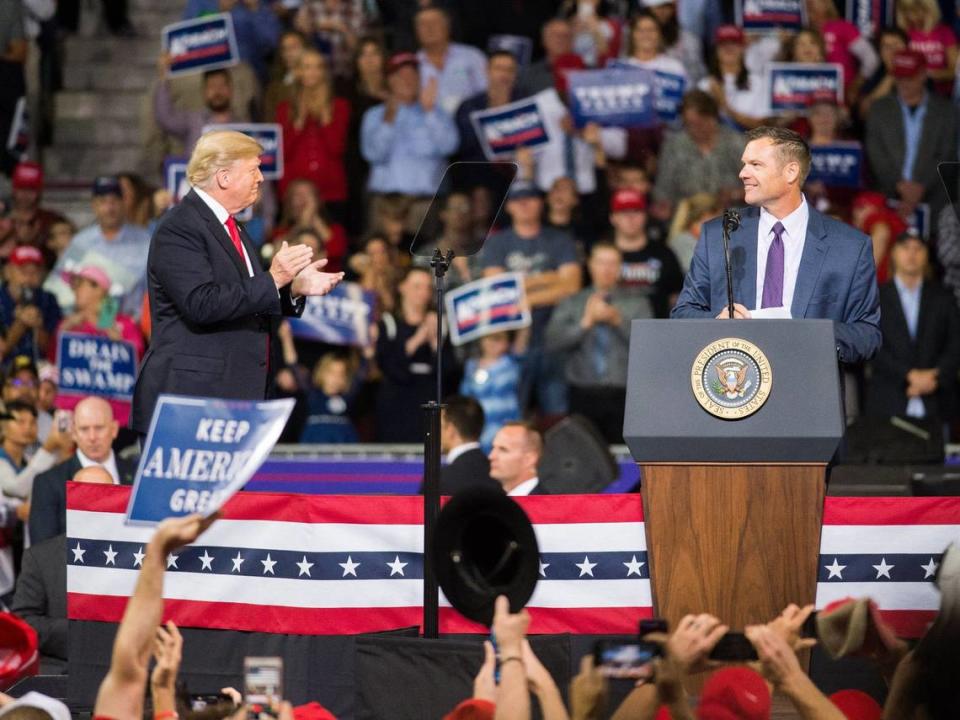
623, 320, 843, 630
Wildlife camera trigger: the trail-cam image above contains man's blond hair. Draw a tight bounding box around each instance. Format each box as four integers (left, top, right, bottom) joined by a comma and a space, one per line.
186, 130, 262, 188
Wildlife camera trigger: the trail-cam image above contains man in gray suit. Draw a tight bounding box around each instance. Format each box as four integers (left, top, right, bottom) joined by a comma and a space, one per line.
673, 126, 881, 364
865, 49, 957, 218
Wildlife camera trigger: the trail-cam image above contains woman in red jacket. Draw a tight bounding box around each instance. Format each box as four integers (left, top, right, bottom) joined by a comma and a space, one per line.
276, 48, 351, 224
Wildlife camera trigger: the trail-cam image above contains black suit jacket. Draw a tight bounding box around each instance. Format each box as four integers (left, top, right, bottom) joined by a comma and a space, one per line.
440, 447, 497, 496
867, 281, 960, 420
11, 534, 66, 661
28, 454, 137, 545
131, 190, 304, 433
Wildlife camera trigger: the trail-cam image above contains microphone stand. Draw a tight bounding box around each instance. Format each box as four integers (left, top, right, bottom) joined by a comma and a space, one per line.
721, 210, 740, 319
422, 247, 453, 639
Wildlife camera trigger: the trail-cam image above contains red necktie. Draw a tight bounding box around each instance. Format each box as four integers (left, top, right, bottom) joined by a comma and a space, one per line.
225, 216, 244, 259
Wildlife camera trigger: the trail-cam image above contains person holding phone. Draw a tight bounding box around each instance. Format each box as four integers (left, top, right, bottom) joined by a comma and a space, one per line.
48, 265, 145, 364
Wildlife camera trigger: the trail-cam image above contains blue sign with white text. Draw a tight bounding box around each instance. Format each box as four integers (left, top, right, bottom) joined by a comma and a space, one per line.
202, 123, 284, 179
163, 13, 239, 77
126, 396, 294, 525
470, 97, 551, 160
845, 0, 893, 38
57, 333, 137, 403
445, 273, 531, 346
767, 63, 843, 113
488, 34, 533, 67
737, 0, 804, 31
807, 143, 863, 188
287, 282, 376, 347
567, 68, 657, 129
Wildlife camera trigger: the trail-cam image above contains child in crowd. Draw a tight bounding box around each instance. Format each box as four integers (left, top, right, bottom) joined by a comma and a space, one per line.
459, 330, 522, 451
300, 352, 362, 444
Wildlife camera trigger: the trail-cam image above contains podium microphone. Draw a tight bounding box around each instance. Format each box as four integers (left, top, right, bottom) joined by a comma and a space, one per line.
721, 209, 741, 319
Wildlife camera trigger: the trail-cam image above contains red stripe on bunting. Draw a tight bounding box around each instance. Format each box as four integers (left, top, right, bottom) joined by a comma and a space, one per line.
876, 609, 938, 639
822, 497, 960, 526
67, 593, 647, 635
67, 485, 644, 525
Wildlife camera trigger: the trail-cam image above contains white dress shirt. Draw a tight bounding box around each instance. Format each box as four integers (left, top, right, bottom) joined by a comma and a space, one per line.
194, 185, 255, 277
507, 476, 539, 497
77, 449, 120, 485
755, 196, 809, 312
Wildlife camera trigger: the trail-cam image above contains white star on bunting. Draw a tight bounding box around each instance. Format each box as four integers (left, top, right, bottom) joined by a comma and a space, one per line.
261, 554, 277, 575
921, 557, 939, 579
166, 553, 179, 569
623, 555, 645, 577
198, 550, 215, 571
103, 545, 117, 566
297, 556, 314, 577
71, 542, 86, 563
231, 552, 245, 573
386, 556, 407, 576
539, 561, 550, 577
824, 558, 846, 579
873, 558, 894, 579
132, 547, 145, 567
339, 556, 360, 577
576, 556, 597, 577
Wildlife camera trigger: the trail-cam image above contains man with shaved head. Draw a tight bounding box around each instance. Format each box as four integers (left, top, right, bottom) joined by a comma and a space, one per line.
488, 421, 548, 496
29, 396, 137, 544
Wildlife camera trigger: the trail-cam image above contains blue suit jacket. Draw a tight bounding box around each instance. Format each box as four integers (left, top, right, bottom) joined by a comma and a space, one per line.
671, 205, 881, 363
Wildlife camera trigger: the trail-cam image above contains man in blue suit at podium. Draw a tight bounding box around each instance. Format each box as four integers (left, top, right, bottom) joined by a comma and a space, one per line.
671, 126, 881, 364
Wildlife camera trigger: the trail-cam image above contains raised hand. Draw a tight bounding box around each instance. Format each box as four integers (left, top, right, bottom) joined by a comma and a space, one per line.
269, 241, 314, 288
291, 258, 345, 297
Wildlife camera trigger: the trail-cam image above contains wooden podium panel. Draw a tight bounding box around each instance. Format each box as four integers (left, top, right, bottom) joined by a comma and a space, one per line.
640, 464, 825, 630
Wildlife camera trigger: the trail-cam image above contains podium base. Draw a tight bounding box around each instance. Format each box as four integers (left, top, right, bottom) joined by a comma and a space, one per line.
640, 464, 825, 630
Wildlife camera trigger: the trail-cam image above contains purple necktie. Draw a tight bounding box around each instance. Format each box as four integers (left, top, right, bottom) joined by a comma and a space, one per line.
761, 221, 785, 309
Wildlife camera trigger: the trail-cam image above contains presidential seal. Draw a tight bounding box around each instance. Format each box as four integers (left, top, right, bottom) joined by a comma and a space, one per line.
690, 338, 772, 419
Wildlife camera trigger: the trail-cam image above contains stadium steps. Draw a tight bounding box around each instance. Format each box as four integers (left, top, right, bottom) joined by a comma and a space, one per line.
43, 0, 182, 226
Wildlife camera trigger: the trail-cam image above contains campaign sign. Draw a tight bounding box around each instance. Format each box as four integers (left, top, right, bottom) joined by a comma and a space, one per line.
653, 71, 686, 123
736, 0, 804, 31
767, 63, 843, 113
845, 0, 893, 38
126, 395, 294, 525
164, 156, 190, 203
287, 282, 376, 347
163, 13, 239, 77
886, 200, 931, 240
445, 273, 531, 346
566, 68, 658, 129
202, 123, 284, 179
471, 96, 551, 160
807, 143, 863, 188
488, 34, 533, 67
5, 97, 28, 159
56, 333, 137, 422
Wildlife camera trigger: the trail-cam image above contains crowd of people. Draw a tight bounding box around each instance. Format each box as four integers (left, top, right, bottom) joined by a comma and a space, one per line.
1, 0, 960, 451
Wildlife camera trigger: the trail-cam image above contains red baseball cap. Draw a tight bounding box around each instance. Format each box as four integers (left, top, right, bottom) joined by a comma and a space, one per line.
697, 667, 771, 720
12, 162, 43, 192
892, 49, 926, 78
611, 188, 647, 213
8, 246, 44, 267
714, 25, 745, 45
386, 52, 419, 75
829, 690, 882, 720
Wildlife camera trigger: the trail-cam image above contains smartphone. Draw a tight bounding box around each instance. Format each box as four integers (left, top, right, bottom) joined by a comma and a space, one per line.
801, 610, 819, 639
593, 639, 661, 679
96, 295, 119, 330
55, 409, 72, 434
708, 632, 759, 661
244, 656, 283, 718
